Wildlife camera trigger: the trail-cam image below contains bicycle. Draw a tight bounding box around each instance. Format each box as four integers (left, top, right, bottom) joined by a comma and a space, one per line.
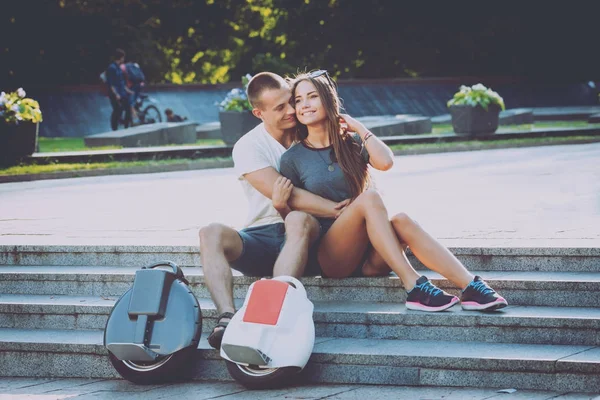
113, 93, 162, 130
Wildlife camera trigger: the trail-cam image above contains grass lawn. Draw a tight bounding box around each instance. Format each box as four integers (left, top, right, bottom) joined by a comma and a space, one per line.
0, 157, 232, 176
38, 137, 226, 153
388, 135, 600, 152
432, 120, 600, 135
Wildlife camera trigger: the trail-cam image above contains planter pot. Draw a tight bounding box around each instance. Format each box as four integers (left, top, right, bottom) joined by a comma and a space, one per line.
219, 111, 261, 146
449, 104, 500, 136
0, 121, 39, 166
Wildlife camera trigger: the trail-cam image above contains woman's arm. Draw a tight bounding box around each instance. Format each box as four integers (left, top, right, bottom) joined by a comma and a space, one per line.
340, 113, 394, 171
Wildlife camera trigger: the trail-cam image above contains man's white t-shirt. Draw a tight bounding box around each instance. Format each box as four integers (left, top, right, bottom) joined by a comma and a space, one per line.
232, 123, 287, 228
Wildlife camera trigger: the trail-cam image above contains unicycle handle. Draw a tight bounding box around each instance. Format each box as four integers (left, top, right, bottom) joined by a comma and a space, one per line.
143, 260, 185, 281
271, 275, 307, 297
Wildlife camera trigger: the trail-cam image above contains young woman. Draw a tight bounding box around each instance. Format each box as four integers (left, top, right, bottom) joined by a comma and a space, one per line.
274, 70, 507, 312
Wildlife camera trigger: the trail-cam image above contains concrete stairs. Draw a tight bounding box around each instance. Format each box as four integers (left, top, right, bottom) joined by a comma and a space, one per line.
1, 245, 599, 391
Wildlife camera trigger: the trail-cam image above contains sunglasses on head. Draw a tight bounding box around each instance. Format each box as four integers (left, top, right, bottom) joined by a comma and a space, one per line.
308, 69, 337, 90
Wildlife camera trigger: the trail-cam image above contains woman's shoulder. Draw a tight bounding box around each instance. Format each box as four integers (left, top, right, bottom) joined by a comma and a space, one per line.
282, 142, 305, 157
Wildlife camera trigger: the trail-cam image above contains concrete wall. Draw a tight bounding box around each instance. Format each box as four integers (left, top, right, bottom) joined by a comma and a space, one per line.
31, 80, 599, 138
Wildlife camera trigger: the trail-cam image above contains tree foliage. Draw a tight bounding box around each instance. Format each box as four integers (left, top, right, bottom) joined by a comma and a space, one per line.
1, 0, 598, 88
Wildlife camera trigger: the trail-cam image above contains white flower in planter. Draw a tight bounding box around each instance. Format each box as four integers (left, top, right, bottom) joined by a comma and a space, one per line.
218, 74, 253, 112
0, 88, 43, 125
447, 83, 505, 111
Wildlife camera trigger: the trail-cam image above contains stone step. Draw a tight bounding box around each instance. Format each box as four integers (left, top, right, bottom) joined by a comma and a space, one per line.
0, 328, 598, 392
1, 266, 599, 307
83, 121, 197, 148
1, 294, 600, 346
2, 245, 599, 273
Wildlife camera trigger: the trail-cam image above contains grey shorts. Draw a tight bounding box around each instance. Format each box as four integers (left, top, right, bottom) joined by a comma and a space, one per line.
231, 223, 321, 277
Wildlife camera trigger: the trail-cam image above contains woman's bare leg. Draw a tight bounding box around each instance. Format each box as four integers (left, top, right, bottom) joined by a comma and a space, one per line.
317, 190, 421, 290
389, 212, 507, 310
390, 213, 474, 289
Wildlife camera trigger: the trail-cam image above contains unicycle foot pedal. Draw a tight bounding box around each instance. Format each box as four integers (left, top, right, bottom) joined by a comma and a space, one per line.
106, 343, 160, 362
222, 344, 271, 366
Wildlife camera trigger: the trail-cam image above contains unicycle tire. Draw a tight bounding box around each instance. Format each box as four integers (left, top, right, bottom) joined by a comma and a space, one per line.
108, 346, 196, 385
225, 360, 301, 389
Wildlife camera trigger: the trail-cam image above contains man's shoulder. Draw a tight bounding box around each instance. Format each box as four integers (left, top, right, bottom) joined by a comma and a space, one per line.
233, 123, 266, 151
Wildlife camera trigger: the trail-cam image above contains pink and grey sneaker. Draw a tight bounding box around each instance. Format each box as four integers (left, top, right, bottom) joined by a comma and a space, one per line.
406, 276, 460, 312
461, 275, 508, 311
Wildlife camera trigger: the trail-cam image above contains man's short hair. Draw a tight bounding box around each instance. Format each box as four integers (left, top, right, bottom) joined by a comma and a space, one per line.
246, 72, 287, 109
114, 48, 126, 61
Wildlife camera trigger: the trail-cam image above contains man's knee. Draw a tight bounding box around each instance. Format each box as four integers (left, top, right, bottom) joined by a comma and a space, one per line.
199, 223, 238, 256
284, 211, 319, 241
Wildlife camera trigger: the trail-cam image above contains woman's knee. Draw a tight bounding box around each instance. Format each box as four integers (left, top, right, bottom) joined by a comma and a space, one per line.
391, 212, 418, 232
357, 189, 384, 204
354, 189, 386, 213
284, 211, 318, 240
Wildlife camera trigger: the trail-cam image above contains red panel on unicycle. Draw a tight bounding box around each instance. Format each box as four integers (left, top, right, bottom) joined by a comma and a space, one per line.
243, 280, 288, 325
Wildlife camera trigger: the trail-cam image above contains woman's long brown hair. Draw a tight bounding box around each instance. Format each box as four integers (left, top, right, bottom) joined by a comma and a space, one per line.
288, 73, 369, 200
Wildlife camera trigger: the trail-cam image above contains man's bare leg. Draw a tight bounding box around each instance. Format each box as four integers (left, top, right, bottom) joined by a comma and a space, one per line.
198, 223, 244, 319
273, 211, 320, 277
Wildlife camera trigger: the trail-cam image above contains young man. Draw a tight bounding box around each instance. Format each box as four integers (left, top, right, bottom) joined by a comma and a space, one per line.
105, 49, 131, 130
198, 72, 346, 350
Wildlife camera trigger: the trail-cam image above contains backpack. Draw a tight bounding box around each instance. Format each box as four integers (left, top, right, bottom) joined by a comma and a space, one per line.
125, 62, 145, 84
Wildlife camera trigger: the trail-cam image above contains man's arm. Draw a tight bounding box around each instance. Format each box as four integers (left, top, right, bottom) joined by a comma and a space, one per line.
106, 66, 121, 99
244, 166, 341, 218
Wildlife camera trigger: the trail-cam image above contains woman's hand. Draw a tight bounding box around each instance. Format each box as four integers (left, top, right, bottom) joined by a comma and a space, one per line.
272, 176, 293, 211
340, 113, 368, 138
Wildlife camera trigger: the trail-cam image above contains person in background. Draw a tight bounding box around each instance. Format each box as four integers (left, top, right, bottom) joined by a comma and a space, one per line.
165, 108, 188, 122
120, 61, 146, 125
105, 49, 131, 130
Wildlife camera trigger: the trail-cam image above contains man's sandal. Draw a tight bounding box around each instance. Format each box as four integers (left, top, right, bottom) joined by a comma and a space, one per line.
207, 312, 235, 350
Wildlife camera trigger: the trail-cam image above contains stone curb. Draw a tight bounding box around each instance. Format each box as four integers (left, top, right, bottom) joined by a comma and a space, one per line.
0, 159, 233, 184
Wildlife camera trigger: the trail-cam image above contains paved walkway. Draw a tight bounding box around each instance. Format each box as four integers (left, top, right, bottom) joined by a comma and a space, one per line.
0, 378, 598, 400
1, 143, 599, 248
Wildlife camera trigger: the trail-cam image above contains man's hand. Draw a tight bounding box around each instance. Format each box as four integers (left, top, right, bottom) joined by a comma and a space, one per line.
335, 199, 351, 218
272, 176, 293, 211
